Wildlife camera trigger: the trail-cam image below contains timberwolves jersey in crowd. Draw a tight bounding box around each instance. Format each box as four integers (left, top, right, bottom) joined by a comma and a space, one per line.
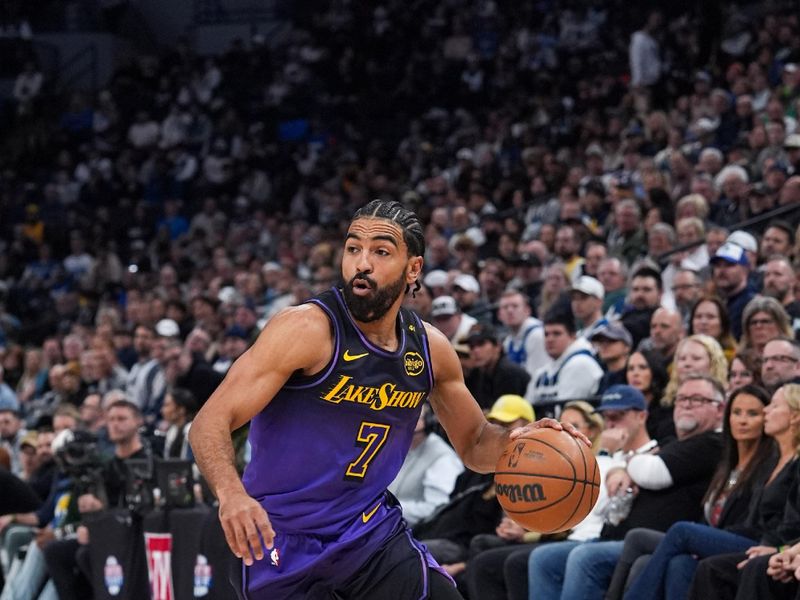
243, 287, 434, 538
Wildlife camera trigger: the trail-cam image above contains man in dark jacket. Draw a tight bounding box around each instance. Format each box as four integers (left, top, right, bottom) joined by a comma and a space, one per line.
463, 324, 531, 410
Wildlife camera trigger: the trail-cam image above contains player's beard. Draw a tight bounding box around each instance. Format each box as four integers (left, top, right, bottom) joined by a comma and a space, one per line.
343, 270, 407, 323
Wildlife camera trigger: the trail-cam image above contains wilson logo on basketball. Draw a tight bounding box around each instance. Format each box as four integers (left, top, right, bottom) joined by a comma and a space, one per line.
496, 482, 547, 503
403, 352, 425, 376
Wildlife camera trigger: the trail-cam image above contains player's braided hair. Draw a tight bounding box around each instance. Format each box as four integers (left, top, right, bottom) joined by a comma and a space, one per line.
352, 199, 426, 296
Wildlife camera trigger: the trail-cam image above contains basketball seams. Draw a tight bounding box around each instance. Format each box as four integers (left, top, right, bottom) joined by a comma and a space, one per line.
551, 433, 591, 532
495, 430, 601, 531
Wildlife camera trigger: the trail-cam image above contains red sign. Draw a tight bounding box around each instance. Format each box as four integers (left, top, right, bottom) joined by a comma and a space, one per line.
145, 533, 174, 600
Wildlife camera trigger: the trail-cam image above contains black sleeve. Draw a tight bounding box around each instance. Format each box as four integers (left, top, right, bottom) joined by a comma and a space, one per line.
659, 432, 723, 486
0, 467, 42, 515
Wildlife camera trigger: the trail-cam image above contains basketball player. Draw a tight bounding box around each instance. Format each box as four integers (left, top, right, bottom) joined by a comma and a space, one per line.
190, 200, 588, 599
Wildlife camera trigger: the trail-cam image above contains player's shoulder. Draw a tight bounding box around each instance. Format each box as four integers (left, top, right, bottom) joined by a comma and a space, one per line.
422, 321, 462, 376
422, 320, 451, 352
259, 303, 332, 345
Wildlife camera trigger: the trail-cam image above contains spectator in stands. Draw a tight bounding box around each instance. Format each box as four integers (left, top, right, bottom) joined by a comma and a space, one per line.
538, 263, 571, 319
528, 374, 724, 599
125, 325, 166, 421
466, 400, 604, 600
452, 273, 490, 323
570, 276, 607, 340
688, 296, 737, 363
625, 349, 673, 444
759, 222, 795, 263
662, 334, 729, 410
463, 324, 531, 410
608, 200, 646, 268
739, 296, 793, 355
162, 387, 199, 460
12, 61, 43, 117
621, 267, 663, 348
0, 408, 27, 476
640, 307, 684, 366
590, 322, 634, 394
415, 394, 534, 585
531, 310, 603, 409
0, 366, 19, 414
388, 403, 463, 527
761, 338, 800, 390
598, 258, 628, 318
689, 384, 800, 600
670, 269, 703, 324
496, 289, 547, 399
729, 349, 763, 392
609, 384, 776, 599
212, 325, 251, 374
711, 242, 757, 340
430, 295, 477, 348
762, 256, 800, 337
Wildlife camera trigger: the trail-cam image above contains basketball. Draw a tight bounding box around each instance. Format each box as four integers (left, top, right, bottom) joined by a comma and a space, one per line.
495, 428, 601, 533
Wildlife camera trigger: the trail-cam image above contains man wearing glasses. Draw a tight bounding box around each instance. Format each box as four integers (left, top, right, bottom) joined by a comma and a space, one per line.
526, 374, 724, 597
761, 337, 800, 389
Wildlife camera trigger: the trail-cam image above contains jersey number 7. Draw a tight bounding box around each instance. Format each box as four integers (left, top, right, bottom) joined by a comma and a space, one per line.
345, 422, 391, 481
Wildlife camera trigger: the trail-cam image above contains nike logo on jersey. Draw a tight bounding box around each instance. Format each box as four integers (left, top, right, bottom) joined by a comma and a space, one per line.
343, 350, 369, 362
362, 501, 381, 523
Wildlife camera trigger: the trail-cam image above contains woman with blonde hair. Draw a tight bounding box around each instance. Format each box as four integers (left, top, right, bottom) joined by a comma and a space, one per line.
675, 193, 710, 222
561, 400, 605, 453
662, 334, 729, 407
738, 296, 793, 354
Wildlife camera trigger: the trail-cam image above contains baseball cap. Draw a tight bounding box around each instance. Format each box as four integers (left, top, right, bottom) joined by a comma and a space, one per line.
456, 147, 474, 161
711, 241, 749, 267
593, 385, 647, 412
513, 253, 543, 268
20, 431, 38, 450
725, 231, 757, 254
431, 296, 459, 318
466, 324, 499, 346
487, 394, 535, 424
224, 325, 249, 340
589, 322, 633, 347
570, 276, 605, 301
784, 134, 800, 149
155, 318, 181, 338
585, 143, 604, 157
424, 270, 449, 289
453, 273, 480, 294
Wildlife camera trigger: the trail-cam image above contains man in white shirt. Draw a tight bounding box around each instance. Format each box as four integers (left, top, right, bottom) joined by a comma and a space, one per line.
430, 295, 477, 347
388, 404, 463, 526
570, 276, 607, 340
530, 311, 604, 411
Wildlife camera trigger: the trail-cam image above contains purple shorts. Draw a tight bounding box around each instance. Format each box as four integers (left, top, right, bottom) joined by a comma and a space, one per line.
242, 497, 452, 599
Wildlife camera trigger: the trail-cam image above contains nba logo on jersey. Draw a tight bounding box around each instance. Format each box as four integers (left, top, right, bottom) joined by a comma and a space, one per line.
270, 547, 280, 567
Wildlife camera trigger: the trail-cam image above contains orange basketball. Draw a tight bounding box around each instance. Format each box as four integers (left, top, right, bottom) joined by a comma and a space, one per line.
495, 428, 601, 533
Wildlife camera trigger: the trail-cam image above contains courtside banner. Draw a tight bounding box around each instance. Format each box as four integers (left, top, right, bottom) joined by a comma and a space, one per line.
145, 532, 175, 600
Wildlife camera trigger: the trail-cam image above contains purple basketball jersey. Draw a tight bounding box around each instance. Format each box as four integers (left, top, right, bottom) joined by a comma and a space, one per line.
242, 288, 434, 537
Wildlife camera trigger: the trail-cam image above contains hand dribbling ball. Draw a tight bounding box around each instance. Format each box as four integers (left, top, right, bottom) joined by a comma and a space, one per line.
495, 428, 601, 533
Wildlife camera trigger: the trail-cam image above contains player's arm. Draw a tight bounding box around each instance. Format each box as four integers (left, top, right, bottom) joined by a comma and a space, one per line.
425, 324, 586, 473
189, 304, 331, 563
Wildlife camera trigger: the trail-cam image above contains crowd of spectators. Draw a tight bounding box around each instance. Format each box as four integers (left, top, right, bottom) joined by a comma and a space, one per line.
1, 0, 800, 597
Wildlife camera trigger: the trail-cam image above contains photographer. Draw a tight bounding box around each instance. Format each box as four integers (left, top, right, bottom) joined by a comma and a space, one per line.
41, 400, 149, 600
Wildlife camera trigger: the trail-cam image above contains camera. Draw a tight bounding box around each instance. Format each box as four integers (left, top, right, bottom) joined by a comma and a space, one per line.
54, 430, 108, 507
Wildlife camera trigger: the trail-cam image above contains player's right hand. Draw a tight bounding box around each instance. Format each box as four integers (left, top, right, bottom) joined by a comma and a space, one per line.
218, 490, 275, 566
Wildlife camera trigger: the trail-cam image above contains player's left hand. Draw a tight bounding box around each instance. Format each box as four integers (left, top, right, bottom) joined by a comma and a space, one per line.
510, 418, 592, 448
